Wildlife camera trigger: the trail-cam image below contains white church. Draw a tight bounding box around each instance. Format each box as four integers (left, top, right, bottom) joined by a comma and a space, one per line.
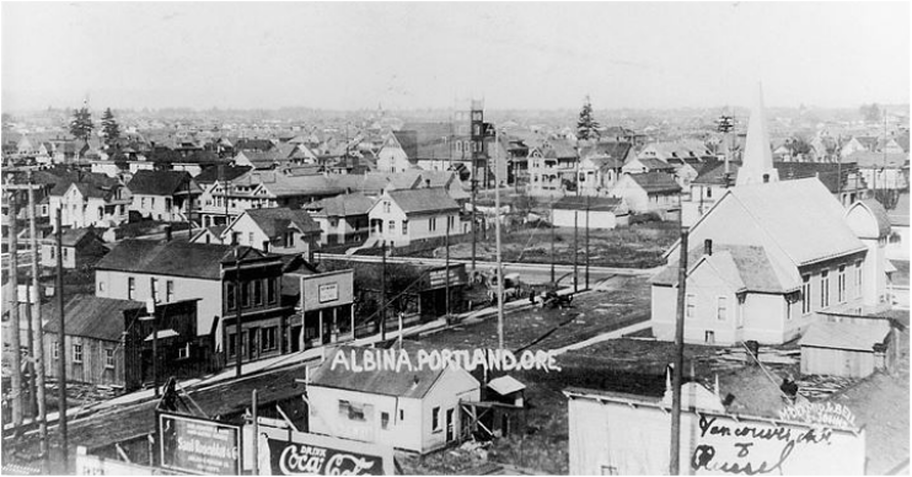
651, 85, 894, 345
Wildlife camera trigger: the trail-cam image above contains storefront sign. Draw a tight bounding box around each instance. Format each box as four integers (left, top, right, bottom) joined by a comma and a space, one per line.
258, 426, 394, 475
318, 283, 339, 303
426, 265, 466, 289
159, 413, 241, 475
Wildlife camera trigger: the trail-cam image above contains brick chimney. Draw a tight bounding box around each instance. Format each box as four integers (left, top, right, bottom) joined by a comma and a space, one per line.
704, 239, 713, 256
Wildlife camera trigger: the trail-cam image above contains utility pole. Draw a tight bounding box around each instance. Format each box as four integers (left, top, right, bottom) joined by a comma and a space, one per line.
235, 249, 243, 378
585, 196, 590, 290
550, 201, 555, 285
494, 135, 505, 350
252, 389, 259, 476
669, 227, 689, 475
23, 186, 36, 418
28, 173, 49, 469
148, 279, 160, 398
471, 176, 477, 273
445, 221, 450, 318
56, 210, 68, 472
573, 209, 579, 294
7, 192, 23, 431
380, 240, 387, 341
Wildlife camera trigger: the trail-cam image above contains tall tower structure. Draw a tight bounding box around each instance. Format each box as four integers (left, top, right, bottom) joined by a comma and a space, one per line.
735, 83, 779, 186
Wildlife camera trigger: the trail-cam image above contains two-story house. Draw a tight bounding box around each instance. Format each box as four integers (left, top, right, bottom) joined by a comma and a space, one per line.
207, 207, 322, 256
608, 171, 681, 219
368, 188, 462, 247
197, 170, 344, 228
48, 173, 131, 229
40, 228, 108, 270
576, 142, 633, 197
527, 140, 579, 197
126, 170, 202, 222
303, 193, 375, 246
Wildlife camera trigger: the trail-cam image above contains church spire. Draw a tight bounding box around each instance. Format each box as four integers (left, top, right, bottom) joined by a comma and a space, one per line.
736, 82, 779, 186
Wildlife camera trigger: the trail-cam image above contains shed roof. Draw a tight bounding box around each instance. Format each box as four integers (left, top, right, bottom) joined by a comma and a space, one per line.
553, 196, 624, 212
800, 320, 891, 352
42, 295, 143, 341
304, 193, 375, 217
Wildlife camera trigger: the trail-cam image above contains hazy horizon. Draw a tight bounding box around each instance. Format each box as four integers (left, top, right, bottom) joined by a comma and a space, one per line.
2, 2, 909, 112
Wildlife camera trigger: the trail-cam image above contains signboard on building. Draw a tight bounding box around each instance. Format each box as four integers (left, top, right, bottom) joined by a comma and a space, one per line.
301, 270, 354, 311
159, 412, 242, 475
258, 426, 394, 475
424, 264, 466, 290
318, 283, 339, 303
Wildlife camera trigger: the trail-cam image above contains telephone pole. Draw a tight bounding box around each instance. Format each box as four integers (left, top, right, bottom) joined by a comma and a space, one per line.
56, 211, 68, 472
7, 192, 23, 431
585, 196, 590, 290
380, 240, 387, 341
669, 227, 689, 475
573, 210, 579, 294
445, 221, 450, 318
493, 134, 505, 350
550, 201, 555, 284
28, 173, 49, 471
234, 250, 242, 378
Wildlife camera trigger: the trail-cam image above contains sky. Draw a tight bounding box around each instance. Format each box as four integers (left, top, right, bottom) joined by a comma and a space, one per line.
1, 2, 909, 112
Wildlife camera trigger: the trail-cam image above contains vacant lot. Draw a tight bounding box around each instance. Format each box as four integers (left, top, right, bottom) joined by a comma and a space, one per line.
432, 221, 679, 268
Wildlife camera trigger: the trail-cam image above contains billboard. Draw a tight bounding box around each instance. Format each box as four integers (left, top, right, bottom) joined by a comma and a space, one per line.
159, 413, 242, 475
258, 426, 394, 475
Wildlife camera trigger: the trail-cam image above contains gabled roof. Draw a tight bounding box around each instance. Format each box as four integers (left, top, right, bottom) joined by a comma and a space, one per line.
95, 240, 256, 280
52, 228, 104, 248
243, 207, 321, 238
310, 345, 476, 399
304, 193, 375, 218
386, 187, 460, 215
627, 171, 682, 193
800, 320, 891, 352
48, 172, 120, 197
194, 165, 252, 185
127, 170, 193, 196
707, 178, 865, 267
42, 295, 143, 342
856, 198, 892, 237
652, 244, 798, 293
636, 158, 676, 171
579, 141, 633, 162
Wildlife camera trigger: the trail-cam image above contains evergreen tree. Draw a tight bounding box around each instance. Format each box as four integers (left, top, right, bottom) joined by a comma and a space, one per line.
576, 95, 600, 142
101, 108, 121, 148
69, 107, 94, 142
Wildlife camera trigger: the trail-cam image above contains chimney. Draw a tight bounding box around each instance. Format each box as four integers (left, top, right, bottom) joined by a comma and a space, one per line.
165, 225, 172, 242
704, 239, 713, 256
425, 179, 431, 188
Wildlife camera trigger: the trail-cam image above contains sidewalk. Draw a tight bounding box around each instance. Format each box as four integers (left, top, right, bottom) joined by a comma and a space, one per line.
551, 320, 652, 356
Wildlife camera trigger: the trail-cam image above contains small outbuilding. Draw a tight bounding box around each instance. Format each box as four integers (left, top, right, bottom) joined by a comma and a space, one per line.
799, 319, 894, 378
550, 196, 629, 229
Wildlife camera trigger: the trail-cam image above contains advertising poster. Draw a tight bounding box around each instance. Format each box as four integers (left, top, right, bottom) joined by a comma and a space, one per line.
258, 426, 394, 475
159, 413, 242, 475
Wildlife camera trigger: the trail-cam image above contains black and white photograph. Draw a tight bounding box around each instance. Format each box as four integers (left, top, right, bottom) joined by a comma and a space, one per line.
0, 1, 909, 475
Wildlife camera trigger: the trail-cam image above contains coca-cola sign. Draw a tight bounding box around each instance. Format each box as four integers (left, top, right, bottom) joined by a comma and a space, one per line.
258, 427, 393, 475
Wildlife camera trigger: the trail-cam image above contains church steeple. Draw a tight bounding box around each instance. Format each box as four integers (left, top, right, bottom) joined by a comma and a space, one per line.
736, 82, 779, 186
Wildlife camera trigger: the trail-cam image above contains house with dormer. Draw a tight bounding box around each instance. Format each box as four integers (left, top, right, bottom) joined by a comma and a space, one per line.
206, 207, 322, 256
